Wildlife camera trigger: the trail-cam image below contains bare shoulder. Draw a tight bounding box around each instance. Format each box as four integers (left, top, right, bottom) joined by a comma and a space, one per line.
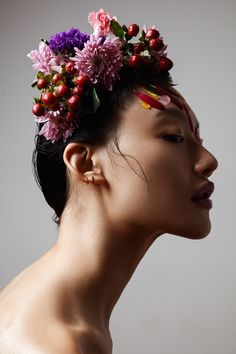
0, 320, 112, 354
0, 261, 111, 353
0, 324, 84, 354
35, 326, 110, 354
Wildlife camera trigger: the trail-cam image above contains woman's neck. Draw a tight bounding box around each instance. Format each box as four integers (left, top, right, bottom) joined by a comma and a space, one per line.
50, 203, 162, 337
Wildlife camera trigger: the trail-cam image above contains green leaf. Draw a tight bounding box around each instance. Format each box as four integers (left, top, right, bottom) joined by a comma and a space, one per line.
127, 43, 134, 54
61, 65, 66, 75
125, 33, 132, 42
140, 30, 146, 41
110, 20, 125, 39
34, 97, 41, 103
50, 70, 57, 77
122, 24, 128, 32
37, 71, 44, 79
31, 80, 38, 88
89, 87, 100, 113
79, 86, 100, 114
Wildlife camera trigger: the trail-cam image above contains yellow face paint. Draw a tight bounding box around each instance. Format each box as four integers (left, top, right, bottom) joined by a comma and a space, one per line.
140, 101, 151, 109
144, 89, 160, 100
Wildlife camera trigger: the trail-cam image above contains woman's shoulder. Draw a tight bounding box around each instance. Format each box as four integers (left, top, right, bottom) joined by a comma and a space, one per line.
0, 292, 108, 354
0, 323, 84, 353
0, 275, 82, 353
0, 320, 110, 354
0, 261, 111, 353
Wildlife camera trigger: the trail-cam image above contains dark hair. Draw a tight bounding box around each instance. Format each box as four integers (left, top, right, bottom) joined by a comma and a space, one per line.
32, 68, 175, 226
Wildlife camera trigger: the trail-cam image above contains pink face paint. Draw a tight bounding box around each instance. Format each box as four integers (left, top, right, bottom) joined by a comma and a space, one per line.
149, 85, 184, 110
133, 84, 198, 137
182, 103, 194, 133
148, 84, 197, 133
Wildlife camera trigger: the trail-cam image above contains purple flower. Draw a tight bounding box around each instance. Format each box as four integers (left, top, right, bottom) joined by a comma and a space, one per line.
71, 35, 123, 91
27, 41, 62, 75
34, 110, 79, 143
49, 28, 90, 55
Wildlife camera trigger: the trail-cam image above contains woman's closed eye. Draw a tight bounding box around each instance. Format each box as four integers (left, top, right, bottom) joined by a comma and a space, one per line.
163, 134, 204, 145
163, 134, 185, 143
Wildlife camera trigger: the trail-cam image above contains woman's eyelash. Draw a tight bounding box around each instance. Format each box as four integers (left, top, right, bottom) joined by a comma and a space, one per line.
163, 134, 204, 145
194, 135, 204, 145
198, 138, 204, 144
163, 135, 184, 143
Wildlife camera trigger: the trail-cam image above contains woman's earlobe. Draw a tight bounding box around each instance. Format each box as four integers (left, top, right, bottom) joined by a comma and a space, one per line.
83, 169, 107, 185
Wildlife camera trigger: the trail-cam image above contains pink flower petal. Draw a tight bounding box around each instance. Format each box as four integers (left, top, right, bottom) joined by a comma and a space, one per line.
158, 95, 171, 106
27, 41, 61, 75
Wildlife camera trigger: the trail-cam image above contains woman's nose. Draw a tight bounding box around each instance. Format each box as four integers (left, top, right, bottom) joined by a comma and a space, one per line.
194, 147, 219, 178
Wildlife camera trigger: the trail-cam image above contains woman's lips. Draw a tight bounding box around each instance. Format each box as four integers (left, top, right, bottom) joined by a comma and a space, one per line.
191, 181, 214, 209
191, 197, 213, 209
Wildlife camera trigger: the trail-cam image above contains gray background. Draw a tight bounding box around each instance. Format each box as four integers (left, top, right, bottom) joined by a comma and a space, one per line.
0, 0, 235, 353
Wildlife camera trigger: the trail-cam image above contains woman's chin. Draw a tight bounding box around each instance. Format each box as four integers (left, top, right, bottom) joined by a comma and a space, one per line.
169, 222, 212, 240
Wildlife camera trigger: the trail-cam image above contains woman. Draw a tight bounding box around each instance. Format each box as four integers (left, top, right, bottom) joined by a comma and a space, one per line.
0, 9, 218, 354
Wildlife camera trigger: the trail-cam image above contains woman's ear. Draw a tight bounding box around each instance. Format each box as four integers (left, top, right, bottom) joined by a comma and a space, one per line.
63, 142, 107, 185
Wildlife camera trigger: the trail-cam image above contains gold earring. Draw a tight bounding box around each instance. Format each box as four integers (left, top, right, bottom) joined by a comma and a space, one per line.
87, 175, 95, 184
83, 176, 89, 184
83, 175, 95, 184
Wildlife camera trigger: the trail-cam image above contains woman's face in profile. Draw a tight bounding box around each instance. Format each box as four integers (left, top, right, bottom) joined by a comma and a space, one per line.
106, 87, 218, 239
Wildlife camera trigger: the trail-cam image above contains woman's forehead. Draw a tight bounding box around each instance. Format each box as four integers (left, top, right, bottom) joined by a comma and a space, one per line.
157, 87, 199, 127
135, 85, 200, 131
167, 89, 199, 127
162, 102, 200, 131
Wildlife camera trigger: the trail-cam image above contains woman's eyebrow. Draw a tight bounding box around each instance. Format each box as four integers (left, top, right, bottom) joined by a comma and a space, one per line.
156, 107, 200, 129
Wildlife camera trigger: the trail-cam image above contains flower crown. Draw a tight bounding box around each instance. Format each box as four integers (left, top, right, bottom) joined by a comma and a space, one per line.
27, 9, 174, 143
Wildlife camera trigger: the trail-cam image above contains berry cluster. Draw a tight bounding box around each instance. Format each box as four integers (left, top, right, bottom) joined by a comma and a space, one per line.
32, 62, 90, 118
111, 21, 173, 72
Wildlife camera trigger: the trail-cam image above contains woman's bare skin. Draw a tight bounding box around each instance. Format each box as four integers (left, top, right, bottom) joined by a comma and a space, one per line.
0, 89, 218, 353
0, 249, 112, 353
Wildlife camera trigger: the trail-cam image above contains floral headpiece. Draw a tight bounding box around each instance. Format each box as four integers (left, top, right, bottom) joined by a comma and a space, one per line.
27, 9, 175, 143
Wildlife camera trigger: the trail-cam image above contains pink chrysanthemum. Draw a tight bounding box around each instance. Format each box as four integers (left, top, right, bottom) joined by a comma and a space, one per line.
34, 110, 79, 143
71, 35, 123, 91
27, 41, 64, 75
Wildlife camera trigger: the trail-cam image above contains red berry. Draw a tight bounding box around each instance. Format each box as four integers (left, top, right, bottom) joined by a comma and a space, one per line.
133, 43, 145, 54
56, 83, 70, 97
74, 75, 90, 87
149, 38, 164, 51
159, 57, 173, 71
41, 92, 56, 105
37, 78, 48, 90
65, 61, 76, 74
72, 86, 84, 96
52, 73, 63, 84
66, 95, 81, 109
145, 28, 160, 39
128, 24, 139, 37
32, 103, 45, 116
129, 54, 142, 68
